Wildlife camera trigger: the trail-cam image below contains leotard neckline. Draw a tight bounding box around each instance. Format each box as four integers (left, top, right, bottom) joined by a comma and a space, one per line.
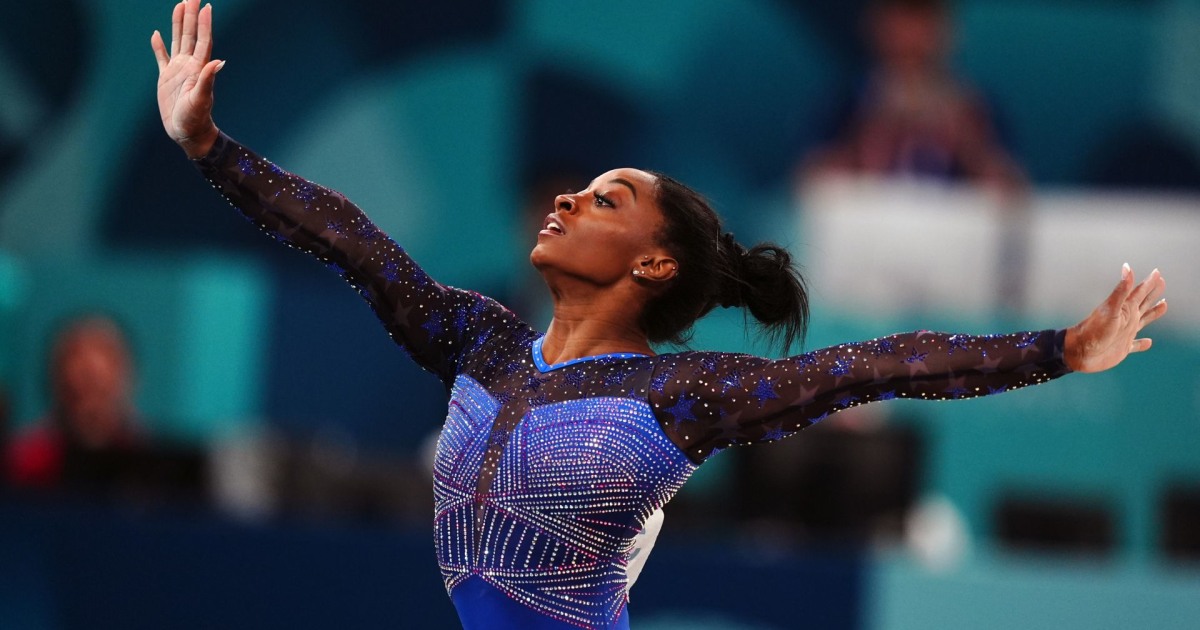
531, 336, 651, 373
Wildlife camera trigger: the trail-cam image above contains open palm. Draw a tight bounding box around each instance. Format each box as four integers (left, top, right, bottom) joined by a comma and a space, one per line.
1065, 265, 1168, 373
150, 0, 223, 158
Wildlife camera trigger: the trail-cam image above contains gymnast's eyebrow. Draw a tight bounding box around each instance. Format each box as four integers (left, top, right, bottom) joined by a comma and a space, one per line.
608, 178, 638, 201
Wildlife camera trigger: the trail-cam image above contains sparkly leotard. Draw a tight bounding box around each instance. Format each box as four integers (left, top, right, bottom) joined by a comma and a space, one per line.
195, 133, 1072, 630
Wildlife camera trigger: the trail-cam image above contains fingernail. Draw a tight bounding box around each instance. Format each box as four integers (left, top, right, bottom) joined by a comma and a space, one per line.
1122, 262, 1130, 277
216, 60, 226, 71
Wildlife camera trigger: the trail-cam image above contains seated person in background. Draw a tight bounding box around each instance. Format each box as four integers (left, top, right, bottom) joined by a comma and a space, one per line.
6, 315, 146, 489
801, 0, 1026, 194
0, 386, 9, 481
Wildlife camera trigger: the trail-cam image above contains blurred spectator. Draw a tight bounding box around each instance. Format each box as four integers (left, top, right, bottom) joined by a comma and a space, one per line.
5, 315, 146, 489
0, 385, 9, 483
801, 0, 1026, 194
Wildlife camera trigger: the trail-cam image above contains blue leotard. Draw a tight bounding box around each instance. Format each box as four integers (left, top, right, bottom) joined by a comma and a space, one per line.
194, 133, 1071, 629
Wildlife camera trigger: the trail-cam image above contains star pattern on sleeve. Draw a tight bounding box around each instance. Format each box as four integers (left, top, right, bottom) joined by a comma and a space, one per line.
943, 375, 970, 398
789, 385, 819, 406
829, 355, 854, 376
295, 182, 317, 208
663, 394, 699, 428
237, 155, 258, 176
711, 407, 745, 443
978, 356, 1003, 373
523, 373, 549, 392
871, 339, 897, 357
760, 423, 788, 442
793, 352, 819, 368
563, 370, 587, 391
452, 308, 470, 335
718, 369, 743, 394
354, 221, 381, 242
421, 312, 445, 337
383, 259, 402, 282
947, 335, 971, 354
650, 367, 676, 394
750, 378, 780, 407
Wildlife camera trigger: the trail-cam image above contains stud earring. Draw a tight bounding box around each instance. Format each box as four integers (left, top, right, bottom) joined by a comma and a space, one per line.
632, 269, 644, 277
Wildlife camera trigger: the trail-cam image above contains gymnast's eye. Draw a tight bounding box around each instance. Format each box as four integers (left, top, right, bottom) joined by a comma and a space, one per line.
593, 192, 613, 208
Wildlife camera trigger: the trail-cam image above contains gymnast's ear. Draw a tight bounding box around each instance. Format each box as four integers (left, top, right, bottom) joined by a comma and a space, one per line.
633, 254, 677, 283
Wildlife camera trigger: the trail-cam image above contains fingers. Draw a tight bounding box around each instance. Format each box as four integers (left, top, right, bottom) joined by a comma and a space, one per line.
1138, 274, 1165, 313
181, 0, 200, 56
151, 30, 169, 73
1130, 338, 1153, 353
1139, 298, 1168, 329
171, 1, 184, 57
196, 58, 225, 99
1127, 268, 1161, 312
1104, 262, 1136, 311
194, 4, 214, 62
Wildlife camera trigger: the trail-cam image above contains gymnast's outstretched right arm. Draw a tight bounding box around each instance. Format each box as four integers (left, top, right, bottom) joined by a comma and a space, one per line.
150, 0, 517, 384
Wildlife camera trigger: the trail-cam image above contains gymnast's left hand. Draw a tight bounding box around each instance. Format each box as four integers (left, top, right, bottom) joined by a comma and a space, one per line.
1064, 264, 1167, 373
150, 0, 224, 159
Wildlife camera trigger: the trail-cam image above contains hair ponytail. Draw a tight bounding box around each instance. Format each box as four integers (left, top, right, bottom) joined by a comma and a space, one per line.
640, 172, 809, 352
715, 237, 809, 351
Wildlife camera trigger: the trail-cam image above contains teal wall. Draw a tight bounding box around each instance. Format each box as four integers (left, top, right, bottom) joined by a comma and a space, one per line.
869, 552, 1200, 630
957, 2, 1153, 182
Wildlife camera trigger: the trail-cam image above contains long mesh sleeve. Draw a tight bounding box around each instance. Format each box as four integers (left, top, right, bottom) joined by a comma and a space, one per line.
193, 132, 519, 386
650, 329, 1072, 462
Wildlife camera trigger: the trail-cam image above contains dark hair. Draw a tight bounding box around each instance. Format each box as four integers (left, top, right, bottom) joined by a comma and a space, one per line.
639, 172, 809, 352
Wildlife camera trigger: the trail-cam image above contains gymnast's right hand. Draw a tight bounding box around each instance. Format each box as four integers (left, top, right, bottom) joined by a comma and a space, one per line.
151, 0, 224, 159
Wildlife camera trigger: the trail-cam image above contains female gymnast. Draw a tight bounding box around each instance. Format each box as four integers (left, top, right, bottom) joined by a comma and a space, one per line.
151, 2, 1168, 628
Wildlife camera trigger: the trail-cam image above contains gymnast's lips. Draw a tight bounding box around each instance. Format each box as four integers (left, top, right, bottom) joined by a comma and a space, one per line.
541, 214, 565, 236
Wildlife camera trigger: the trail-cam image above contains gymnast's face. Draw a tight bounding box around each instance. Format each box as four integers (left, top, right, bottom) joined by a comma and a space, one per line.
530, 168, 668, 290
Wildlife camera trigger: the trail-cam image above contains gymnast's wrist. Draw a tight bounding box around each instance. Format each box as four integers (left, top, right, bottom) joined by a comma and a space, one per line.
181, 123, 221, 160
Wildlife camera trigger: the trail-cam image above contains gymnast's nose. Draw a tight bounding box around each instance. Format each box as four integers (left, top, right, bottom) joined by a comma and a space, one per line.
555, 193, 577, 214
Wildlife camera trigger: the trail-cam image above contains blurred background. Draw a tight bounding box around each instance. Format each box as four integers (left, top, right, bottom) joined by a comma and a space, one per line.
1, 0, 1198, 628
